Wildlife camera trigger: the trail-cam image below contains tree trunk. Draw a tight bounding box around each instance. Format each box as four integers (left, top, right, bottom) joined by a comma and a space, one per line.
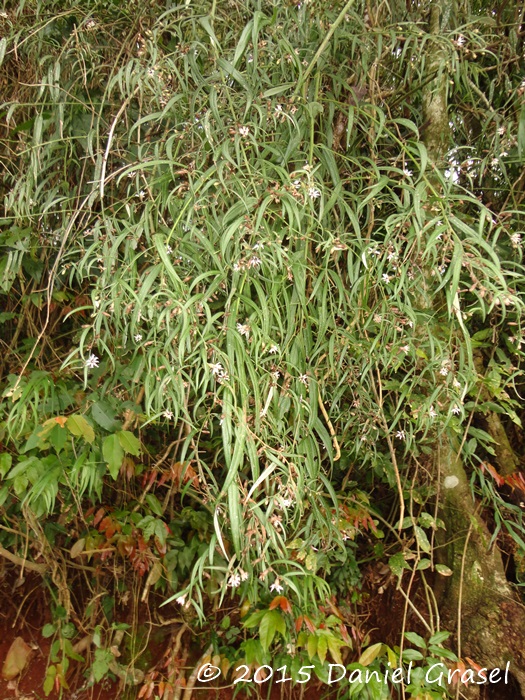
421, 2, 525, 696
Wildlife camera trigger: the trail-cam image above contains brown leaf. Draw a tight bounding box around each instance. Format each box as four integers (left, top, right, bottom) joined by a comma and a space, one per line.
2, 637, 32, 680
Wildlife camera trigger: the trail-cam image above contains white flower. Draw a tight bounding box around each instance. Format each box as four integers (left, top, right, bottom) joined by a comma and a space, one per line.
134, 334, 142, 342
176, 594, 187, 605
228, 573, 241, 588
293, 179, 301, 189
85, 354, 99, 369
498, 126, 506, 136
382, 273, 391, 283
429, 406, 437, 418
491, 157, 499, 167
401, 345, 410, 353
239, 569, 249, 582
308, 187, 321, 199
451, 405, 461, 415
298, 374, 308, 385
252, 242, 264, 251
136, 190, 146, 200
248, 256, 262, 268
269, 345, 279, 354
510, 233, 522, 248
166, 245, 172, 254
237, 323, 250, 337
93, 299, 100, 309
279, 497, 293, 508
403, 168, 413, 177
275, 104, 283, 114
210, 362, 225, 377
270, 578, 284, 593
387, 251, 397, 262
233, 262, 242, 271
238, 125, 250, 137
453, 378, 462, 389
456, 35, 466, 46
373, 314, 382, 323
395, 430, 406, 440
163, 410, 174, 419
439, 366, 449, 376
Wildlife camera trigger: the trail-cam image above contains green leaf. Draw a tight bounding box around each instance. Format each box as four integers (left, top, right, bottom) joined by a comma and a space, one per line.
358, 642, 383, 666
145, 493, 164, 517
404, 631, 426, 649
435, 564, 453, 576
307, 633, 317, 660
117, 430, 140, 456
48, 423, 67, 453
91, 401, 119, 431
102, 434, 124, 479
42, 623, 56, 638
0, 453, 12, 478
428, 631, 450, 645
66, 415, 95, 444
317, 635, 328, 665
259, 610, 285, 651
401, 649, 424, 661
414, 526, 431, 553
388, 552, 409, 577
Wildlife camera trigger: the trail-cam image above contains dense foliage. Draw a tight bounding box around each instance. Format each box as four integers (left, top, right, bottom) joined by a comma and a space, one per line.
1, 0, 525, 696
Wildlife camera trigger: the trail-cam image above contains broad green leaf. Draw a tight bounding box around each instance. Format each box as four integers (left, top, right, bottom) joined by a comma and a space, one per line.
91, 401, 119, 431
102, 434, 124, 479
66, 415, 95, 444
259, 610, 285, 651
358, 642, 383, 666
414, 526, 431, 553
117, 430, 140, 456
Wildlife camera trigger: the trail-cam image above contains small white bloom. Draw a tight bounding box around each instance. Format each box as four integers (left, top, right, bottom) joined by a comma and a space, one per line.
456, 35, 466, 46
269, 345, 279, 354
238, 125, 250, 137
228, 573, 241, 588
166, 245, 173, 254
429, 406, 437, 418
134, 334, 143, 342
136, 190, 146, 200
253, 242, 264, 251
239, 569, 249, 582
275, 104, 283, 114
387, 251, 397, 262
210, 362, 225, 377
298, 374, 308, 385
498, 126, 506, 136
491, 157, 500, 167
93, 299, 101, 309
374, 314, 382, 323
403, 168, 413, 177
233, 262, 242, 271
401, 345, 410, 353
395, 430, 406, 440
308, 187, 321, 199
85, 354, 99, 369
164, 409, 174, 419
270, 578, 284, 593
237, 323, 250, 337
440, 366, 449, 376
176, 594, 187, 605
248, 256, 262, 268
293, 179, 301, 189
382, 273, 391, 283
451, 405, 461, 415
510, 233, 522, 248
